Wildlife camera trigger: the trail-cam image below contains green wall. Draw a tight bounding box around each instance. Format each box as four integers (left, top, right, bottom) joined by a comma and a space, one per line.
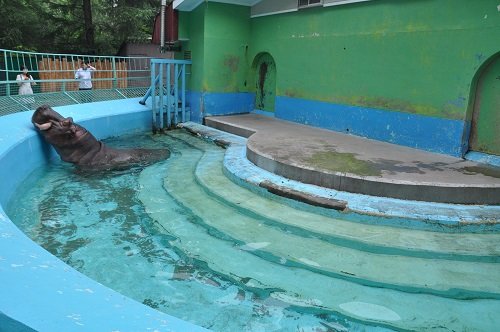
204, 3, 250, 93
180, 0, 499, 121
180, 2, 250, 93
177, 0, 499, 154
179, 6, 206, 92
248, 0, 500, 120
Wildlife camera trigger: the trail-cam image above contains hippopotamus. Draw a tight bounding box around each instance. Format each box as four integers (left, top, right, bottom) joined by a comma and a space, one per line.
32, 105, 170, 170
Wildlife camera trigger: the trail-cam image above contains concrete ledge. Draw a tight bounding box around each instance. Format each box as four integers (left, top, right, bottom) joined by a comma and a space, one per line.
246, 142, 500, 205
180, 122, 500, 231
0, 99, 208, 332
204, 114, 500, 205
466, 151, 500, 167
204, 117, 255, 138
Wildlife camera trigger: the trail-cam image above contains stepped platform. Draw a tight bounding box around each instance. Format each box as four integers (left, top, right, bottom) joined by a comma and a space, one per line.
139, 129, 500, 331
204, 114, 500, 205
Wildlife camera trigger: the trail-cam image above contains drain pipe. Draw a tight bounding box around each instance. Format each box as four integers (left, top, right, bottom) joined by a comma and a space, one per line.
160, 0, 166, 53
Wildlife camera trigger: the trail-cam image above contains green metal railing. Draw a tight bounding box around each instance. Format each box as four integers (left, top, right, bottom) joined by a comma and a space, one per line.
0, 49, 155, 116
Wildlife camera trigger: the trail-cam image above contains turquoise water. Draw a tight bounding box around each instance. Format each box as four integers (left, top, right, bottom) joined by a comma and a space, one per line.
6, 129, 500, 331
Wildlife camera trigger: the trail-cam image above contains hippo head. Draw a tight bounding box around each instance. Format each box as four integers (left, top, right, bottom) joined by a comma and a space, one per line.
32, 105, 170, 169
32, 105, 98, 163
32, 105, 90, 146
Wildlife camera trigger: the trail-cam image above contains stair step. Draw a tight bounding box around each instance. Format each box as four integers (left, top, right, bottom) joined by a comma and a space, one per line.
158, 131, 500, 298
175, 130, 500, 260
137, 140, 500, 331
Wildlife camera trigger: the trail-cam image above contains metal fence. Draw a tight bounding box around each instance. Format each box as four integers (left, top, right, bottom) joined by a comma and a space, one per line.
146, 58, 192, 131
0, 49, 155, 116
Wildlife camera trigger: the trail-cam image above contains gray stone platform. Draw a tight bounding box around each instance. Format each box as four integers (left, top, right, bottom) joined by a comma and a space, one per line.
205, 114, 500, 205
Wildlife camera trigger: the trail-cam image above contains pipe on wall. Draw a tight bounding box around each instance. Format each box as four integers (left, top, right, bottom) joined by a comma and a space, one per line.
160, 0, 166, 51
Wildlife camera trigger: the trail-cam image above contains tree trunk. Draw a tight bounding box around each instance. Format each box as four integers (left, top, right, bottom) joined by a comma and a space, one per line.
82, 0, 95, 53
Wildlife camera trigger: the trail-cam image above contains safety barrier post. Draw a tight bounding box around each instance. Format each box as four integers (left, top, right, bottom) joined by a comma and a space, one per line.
174, 64, 179, 125
181, 63, 186, 123
159, 63, 165, 129
151, 60, 157, 132
165, 63, 170, 128
4, 50, 10, 96
112, 57, 117, 89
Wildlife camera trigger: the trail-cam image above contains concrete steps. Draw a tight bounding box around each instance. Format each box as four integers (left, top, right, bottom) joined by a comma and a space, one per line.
138, 130, 500, 331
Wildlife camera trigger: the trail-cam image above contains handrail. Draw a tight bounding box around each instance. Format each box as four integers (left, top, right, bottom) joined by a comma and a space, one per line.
0, 48, 158, 116
1, 48, 154, 95
148, 58, 192, 132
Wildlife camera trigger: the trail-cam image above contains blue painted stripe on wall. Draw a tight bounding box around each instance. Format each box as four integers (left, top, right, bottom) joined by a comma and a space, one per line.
187, 91, 203, 123
204, 92, 254, 116
189, 92, 255, 122
275, 96, 466, 157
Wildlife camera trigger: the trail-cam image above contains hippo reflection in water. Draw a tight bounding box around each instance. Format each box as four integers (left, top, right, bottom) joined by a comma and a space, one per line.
32, 105, 170, 170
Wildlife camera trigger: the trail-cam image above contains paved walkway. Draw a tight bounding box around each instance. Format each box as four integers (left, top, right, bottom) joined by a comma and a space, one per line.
205, 114, 500, 205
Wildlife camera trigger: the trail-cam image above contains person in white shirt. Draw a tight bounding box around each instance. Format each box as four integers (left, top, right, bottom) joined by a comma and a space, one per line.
16, 65, 36, 108
75, 61, 96, 90
16, 65, 36, 95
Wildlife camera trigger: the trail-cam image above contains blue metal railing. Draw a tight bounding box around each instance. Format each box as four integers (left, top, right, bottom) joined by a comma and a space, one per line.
0, 48, 155, 116
146, 59, 192, 132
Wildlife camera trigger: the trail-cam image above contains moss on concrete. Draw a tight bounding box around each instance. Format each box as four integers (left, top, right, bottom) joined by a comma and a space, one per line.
463, 166, 500, 179
305, 151, 381, 176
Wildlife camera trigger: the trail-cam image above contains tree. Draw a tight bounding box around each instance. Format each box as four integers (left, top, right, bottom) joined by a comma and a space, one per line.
92, 0, 159, 54
0, 0, 160, 55
82, 0, 95, 53
0, 0, 46, 51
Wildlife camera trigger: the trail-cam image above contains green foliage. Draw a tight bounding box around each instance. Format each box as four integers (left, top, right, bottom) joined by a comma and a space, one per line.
0, 0, 46, 51
0, 0, 160, 55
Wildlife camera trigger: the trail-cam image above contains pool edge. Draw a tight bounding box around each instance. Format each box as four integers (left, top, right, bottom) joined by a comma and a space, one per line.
0, 99, 209, 332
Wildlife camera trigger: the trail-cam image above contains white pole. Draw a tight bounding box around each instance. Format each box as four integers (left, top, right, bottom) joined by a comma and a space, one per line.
160, 0, 166, 52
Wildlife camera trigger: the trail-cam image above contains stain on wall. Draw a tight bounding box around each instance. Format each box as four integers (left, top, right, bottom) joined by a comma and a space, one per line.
469, 54, 500, 155
253, 52, 276, 112
224, 55, 240, 73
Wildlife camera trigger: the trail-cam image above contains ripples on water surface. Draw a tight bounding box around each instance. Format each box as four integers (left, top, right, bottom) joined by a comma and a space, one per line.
8, 130, 387, 332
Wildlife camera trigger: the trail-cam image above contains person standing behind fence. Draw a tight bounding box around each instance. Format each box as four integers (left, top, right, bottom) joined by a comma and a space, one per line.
75, 61, 96, 103
16, 66, 36, 108
75, 61, 96, 90
16, 66, 36, 95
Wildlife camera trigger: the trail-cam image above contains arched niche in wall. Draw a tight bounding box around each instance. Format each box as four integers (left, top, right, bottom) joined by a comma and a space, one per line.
468, 52, 500, 156
251, 52, 276, 113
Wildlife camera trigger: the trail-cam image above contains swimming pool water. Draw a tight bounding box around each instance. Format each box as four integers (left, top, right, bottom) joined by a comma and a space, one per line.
6, 129, 500, 331
7, 130, 389, 332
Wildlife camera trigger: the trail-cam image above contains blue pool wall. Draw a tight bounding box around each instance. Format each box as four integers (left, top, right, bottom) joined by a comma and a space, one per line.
189, 91, 467, 157
0, 98, 208, 332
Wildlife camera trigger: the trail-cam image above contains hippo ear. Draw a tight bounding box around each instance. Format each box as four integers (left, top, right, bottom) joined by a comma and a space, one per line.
34, 122, 52, 131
